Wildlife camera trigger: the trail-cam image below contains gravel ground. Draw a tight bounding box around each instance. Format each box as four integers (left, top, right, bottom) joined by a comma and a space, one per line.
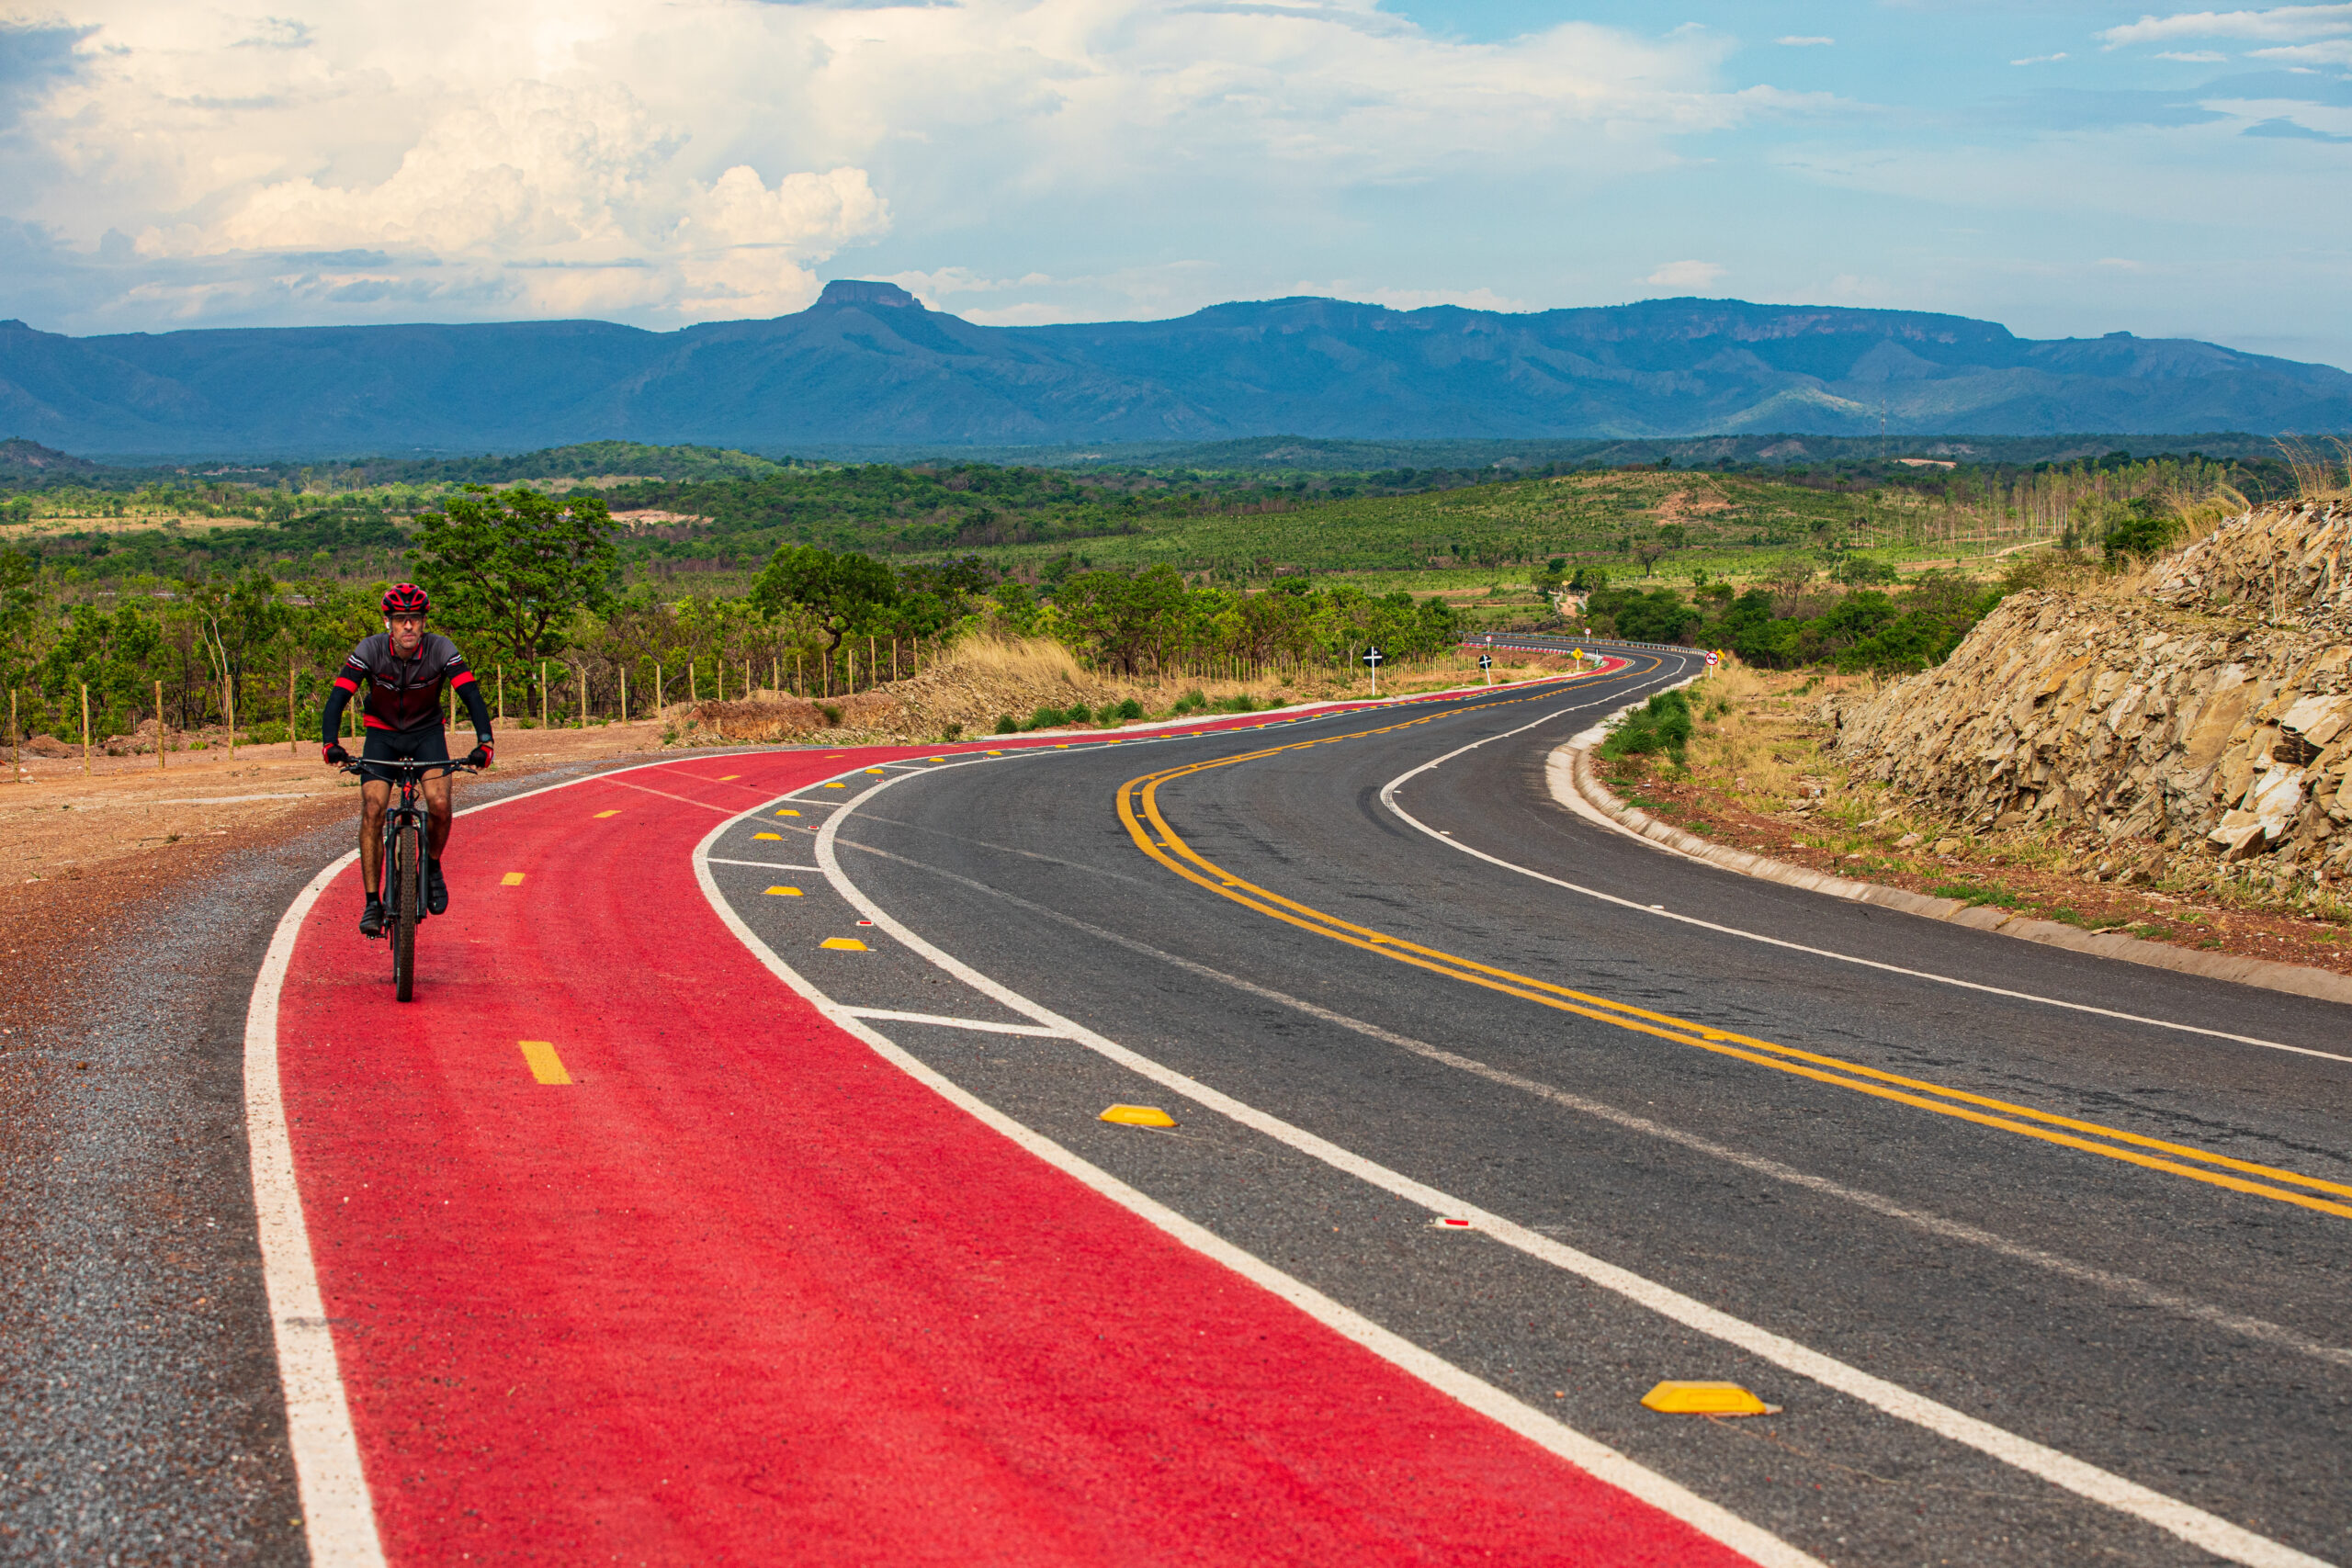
0, 753, 671, 1565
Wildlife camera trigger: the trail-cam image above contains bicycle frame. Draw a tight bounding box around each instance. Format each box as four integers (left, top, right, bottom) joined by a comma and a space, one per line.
342, 757, 477, 1000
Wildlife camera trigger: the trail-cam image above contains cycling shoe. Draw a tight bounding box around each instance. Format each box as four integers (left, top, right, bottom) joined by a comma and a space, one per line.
427, 860, 448, 917
358, 897, 387, 939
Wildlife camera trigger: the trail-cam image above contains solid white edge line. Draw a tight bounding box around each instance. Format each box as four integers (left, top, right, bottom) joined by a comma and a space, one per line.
808, 766, 2331, 1568
244, 850, 383, 1568
1374, 677, 2349, 1064
706, 857, 824, 871
690, 791, 1823, 1568
837, 1008, 1068, 1037
244, 749, 778, 1568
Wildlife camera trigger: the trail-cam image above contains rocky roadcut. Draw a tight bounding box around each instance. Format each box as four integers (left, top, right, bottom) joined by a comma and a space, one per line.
1826, 500, 2351, 900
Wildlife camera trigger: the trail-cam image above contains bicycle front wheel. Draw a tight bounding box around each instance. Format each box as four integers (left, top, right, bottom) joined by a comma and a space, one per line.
391, 821, 422, 1002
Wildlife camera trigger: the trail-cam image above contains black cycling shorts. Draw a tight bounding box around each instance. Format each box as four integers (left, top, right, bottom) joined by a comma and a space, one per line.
359, 726, 450, 783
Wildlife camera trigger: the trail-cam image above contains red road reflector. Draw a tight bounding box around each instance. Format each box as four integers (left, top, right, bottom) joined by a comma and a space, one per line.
1641, 1382, 1780, 1416
1430, 1217, 1475, 1230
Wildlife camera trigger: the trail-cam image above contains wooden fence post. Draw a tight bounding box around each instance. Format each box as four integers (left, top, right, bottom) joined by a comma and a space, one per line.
620, 667, 628, 723
868, 635, 876, 690
690, 662, 697, 704
81, 683, 91, 775
540, 660, 548, 728
496, 666, 504, 721
288, 664, 298, 756
225, 673, 237, 761
576, 663, 586, 728
9, 688, 17, 783
157, 680, 167, 770
847, 647, 856, 694
655, 662, 663, 710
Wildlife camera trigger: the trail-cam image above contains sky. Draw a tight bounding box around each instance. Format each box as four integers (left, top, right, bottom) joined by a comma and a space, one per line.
1, 1, 2348, 367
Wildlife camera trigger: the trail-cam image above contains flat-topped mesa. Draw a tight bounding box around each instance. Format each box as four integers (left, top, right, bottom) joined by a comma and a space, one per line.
1824, 500, 2352, 886
813, 279, 922, 310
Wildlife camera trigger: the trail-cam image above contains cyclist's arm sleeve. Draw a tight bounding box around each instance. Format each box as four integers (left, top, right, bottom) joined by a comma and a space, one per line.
454, 670, 492, 739
319, 654, 366, 746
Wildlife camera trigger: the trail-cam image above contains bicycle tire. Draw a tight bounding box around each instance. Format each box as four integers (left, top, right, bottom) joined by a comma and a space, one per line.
392, 821, 421, 1002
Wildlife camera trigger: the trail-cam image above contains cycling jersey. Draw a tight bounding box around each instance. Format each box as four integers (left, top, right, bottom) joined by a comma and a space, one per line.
322, 631, 493, 741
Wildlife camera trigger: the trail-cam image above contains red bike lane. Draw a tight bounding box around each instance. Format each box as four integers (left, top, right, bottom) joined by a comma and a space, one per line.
272, 691, 1746, 1565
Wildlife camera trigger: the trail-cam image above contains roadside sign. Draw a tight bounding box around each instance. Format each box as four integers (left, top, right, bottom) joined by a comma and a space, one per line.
1363, 645, 1384, 694
1478, 651, 1493, 685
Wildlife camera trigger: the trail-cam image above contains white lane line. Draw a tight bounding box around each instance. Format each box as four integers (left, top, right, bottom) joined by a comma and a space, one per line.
706, 857, 824, 871
1375, 704, 2352, 1065
830, 834, 2351, 1370
693, 807, 1821, 1568
815, 768, 2331, 1568
244, 749, 791, 1568
839, 1008, 1068, 1037
603, 776, 741, 815
244, 851, 384, 1568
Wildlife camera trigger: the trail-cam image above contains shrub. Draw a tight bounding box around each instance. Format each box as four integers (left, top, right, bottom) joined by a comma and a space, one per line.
1027, 705, 1068, 729
1065, 701, 1093, 725
944, 721, 964, 740
820, 703, 842, 726
1114, 697, 1143, 721
995, 714, 1019, 734
1600, 689, 1694, 764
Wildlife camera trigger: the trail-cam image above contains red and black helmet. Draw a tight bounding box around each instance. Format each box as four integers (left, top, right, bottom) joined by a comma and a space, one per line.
381, 582, 430, 616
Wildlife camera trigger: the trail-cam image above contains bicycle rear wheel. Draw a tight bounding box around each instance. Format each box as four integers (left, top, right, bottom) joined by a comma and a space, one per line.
391, 821, 422, 1002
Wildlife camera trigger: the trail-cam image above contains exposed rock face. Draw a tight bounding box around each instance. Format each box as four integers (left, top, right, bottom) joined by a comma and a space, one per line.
1825, 501, 2352, 886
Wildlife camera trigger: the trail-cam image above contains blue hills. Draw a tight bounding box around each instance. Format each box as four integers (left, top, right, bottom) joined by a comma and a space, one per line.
3, 279, 2346, 457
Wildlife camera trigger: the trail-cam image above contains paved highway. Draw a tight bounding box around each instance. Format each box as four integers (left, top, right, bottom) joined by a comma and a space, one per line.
249, 657, 2348, 1565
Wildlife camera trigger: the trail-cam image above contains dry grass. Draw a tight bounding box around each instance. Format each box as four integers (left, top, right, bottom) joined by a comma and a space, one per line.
2278, 436, 2352, 502
670, 635, 1589, 746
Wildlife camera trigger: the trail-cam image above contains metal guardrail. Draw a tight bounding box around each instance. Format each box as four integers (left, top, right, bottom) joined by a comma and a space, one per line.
1455, 634, 1710, 659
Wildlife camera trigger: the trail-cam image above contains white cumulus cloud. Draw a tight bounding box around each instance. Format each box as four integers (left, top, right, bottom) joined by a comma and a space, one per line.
2099, 5, 2352, 46
1645, 259, 1725, 290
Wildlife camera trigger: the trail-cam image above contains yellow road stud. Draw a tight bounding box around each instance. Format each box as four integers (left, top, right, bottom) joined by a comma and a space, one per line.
517, 1041, 572, 1086
823, 782, 846, 789
765, 886, 803, 897
865, 768, 885, 774
775, 809, 800, 817
1641, 1382, 1779, 1416
1099, 1104, 1177, 1128
752, 831, 782, 840
500, 873, 526, 886
820, 937, 867, 951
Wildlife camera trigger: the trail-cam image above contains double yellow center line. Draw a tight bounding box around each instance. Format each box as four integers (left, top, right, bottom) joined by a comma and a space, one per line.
1114, 680, 2352, 1222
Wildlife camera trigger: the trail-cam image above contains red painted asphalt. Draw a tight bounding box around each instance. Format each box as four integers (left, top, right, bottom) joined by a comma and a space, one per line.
276, 685, 1736, 1565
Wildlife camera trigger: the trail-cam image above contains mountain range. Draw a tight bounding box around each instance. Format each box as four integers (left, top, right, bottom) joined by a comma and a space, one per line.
4, 282, 2346, 457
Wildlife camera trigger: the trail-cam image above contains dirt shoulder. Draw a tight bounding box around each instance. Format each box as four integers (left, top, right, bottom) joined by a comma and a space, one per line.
1597, 666, 2352, 981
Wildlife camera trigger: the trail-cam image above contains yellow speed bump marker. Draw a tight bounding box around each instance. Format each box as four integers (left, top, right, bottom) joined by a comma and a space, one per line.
752, 831, 782, 840
765, 886, 803, 897
1099, 1104, 1177, 1128
865, 768, 885, 774
775, 809, 800, 817
1641, 1382, 1780, 1416
823, 782, 846, 789
500, 872, 526, 886
820, 937, 867, 951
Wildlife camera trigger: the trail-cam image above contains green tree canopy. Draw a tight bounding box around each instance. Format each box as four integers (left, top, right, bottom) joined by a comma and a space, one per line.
749, 545, 899, 650
410, 485, 618, 666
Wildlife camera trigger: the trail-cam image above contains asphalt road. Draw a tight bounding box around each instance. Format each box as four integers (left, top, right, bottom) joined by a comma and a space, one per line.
705, 655, 2352, 1567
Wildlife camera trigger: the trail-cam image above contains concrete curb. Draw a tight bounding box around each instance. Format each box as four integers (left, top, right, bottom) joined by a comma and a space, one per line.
1545, 737, 2352, 1008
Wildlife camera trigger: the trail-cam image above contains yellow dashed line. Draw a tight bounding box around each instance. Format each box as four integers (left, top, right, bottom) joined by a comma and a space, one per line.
719, 773, 741, 781
500, 872, 526, 886
517, 1041, 572, 1085
593, 810, 619, 819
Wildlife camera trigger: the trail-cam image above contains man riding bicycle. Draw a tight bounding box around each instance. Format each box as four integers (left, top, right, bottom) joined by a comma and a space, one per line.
321, 584, 495, 937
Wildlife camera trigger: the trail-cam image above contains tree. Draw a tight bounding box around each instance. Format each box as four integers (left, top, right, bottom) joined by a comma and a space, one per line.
0, 548, 43, 692
750, 545, 899, 650
1054, 566, 1184, 674
410, 486, 618, 666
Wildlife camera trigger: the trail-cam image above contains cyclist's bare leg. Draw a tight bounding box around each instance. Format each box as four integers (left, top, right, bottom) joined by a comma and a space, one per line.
358, 778, 391, 895
424, 770, 453, 858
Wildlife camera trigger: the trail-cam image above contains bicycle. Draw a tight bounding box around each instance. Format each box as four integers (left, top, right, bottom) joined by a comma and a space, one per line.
341, 757, 478, 1001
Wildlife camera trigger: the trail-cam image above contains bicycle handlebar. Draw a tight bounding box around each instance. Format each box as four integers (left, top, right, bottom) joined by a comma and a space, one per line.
338, 759, 481, 779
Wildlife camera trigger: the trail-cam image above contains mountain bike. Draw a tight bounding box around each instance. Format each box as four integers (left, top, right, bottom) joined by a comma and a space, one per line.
341, 757, 478, 1001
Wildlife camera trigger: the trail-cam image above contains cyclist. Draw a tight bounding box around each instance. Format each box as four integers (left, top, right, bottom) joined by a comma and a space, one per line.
321, 584, 495, 937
